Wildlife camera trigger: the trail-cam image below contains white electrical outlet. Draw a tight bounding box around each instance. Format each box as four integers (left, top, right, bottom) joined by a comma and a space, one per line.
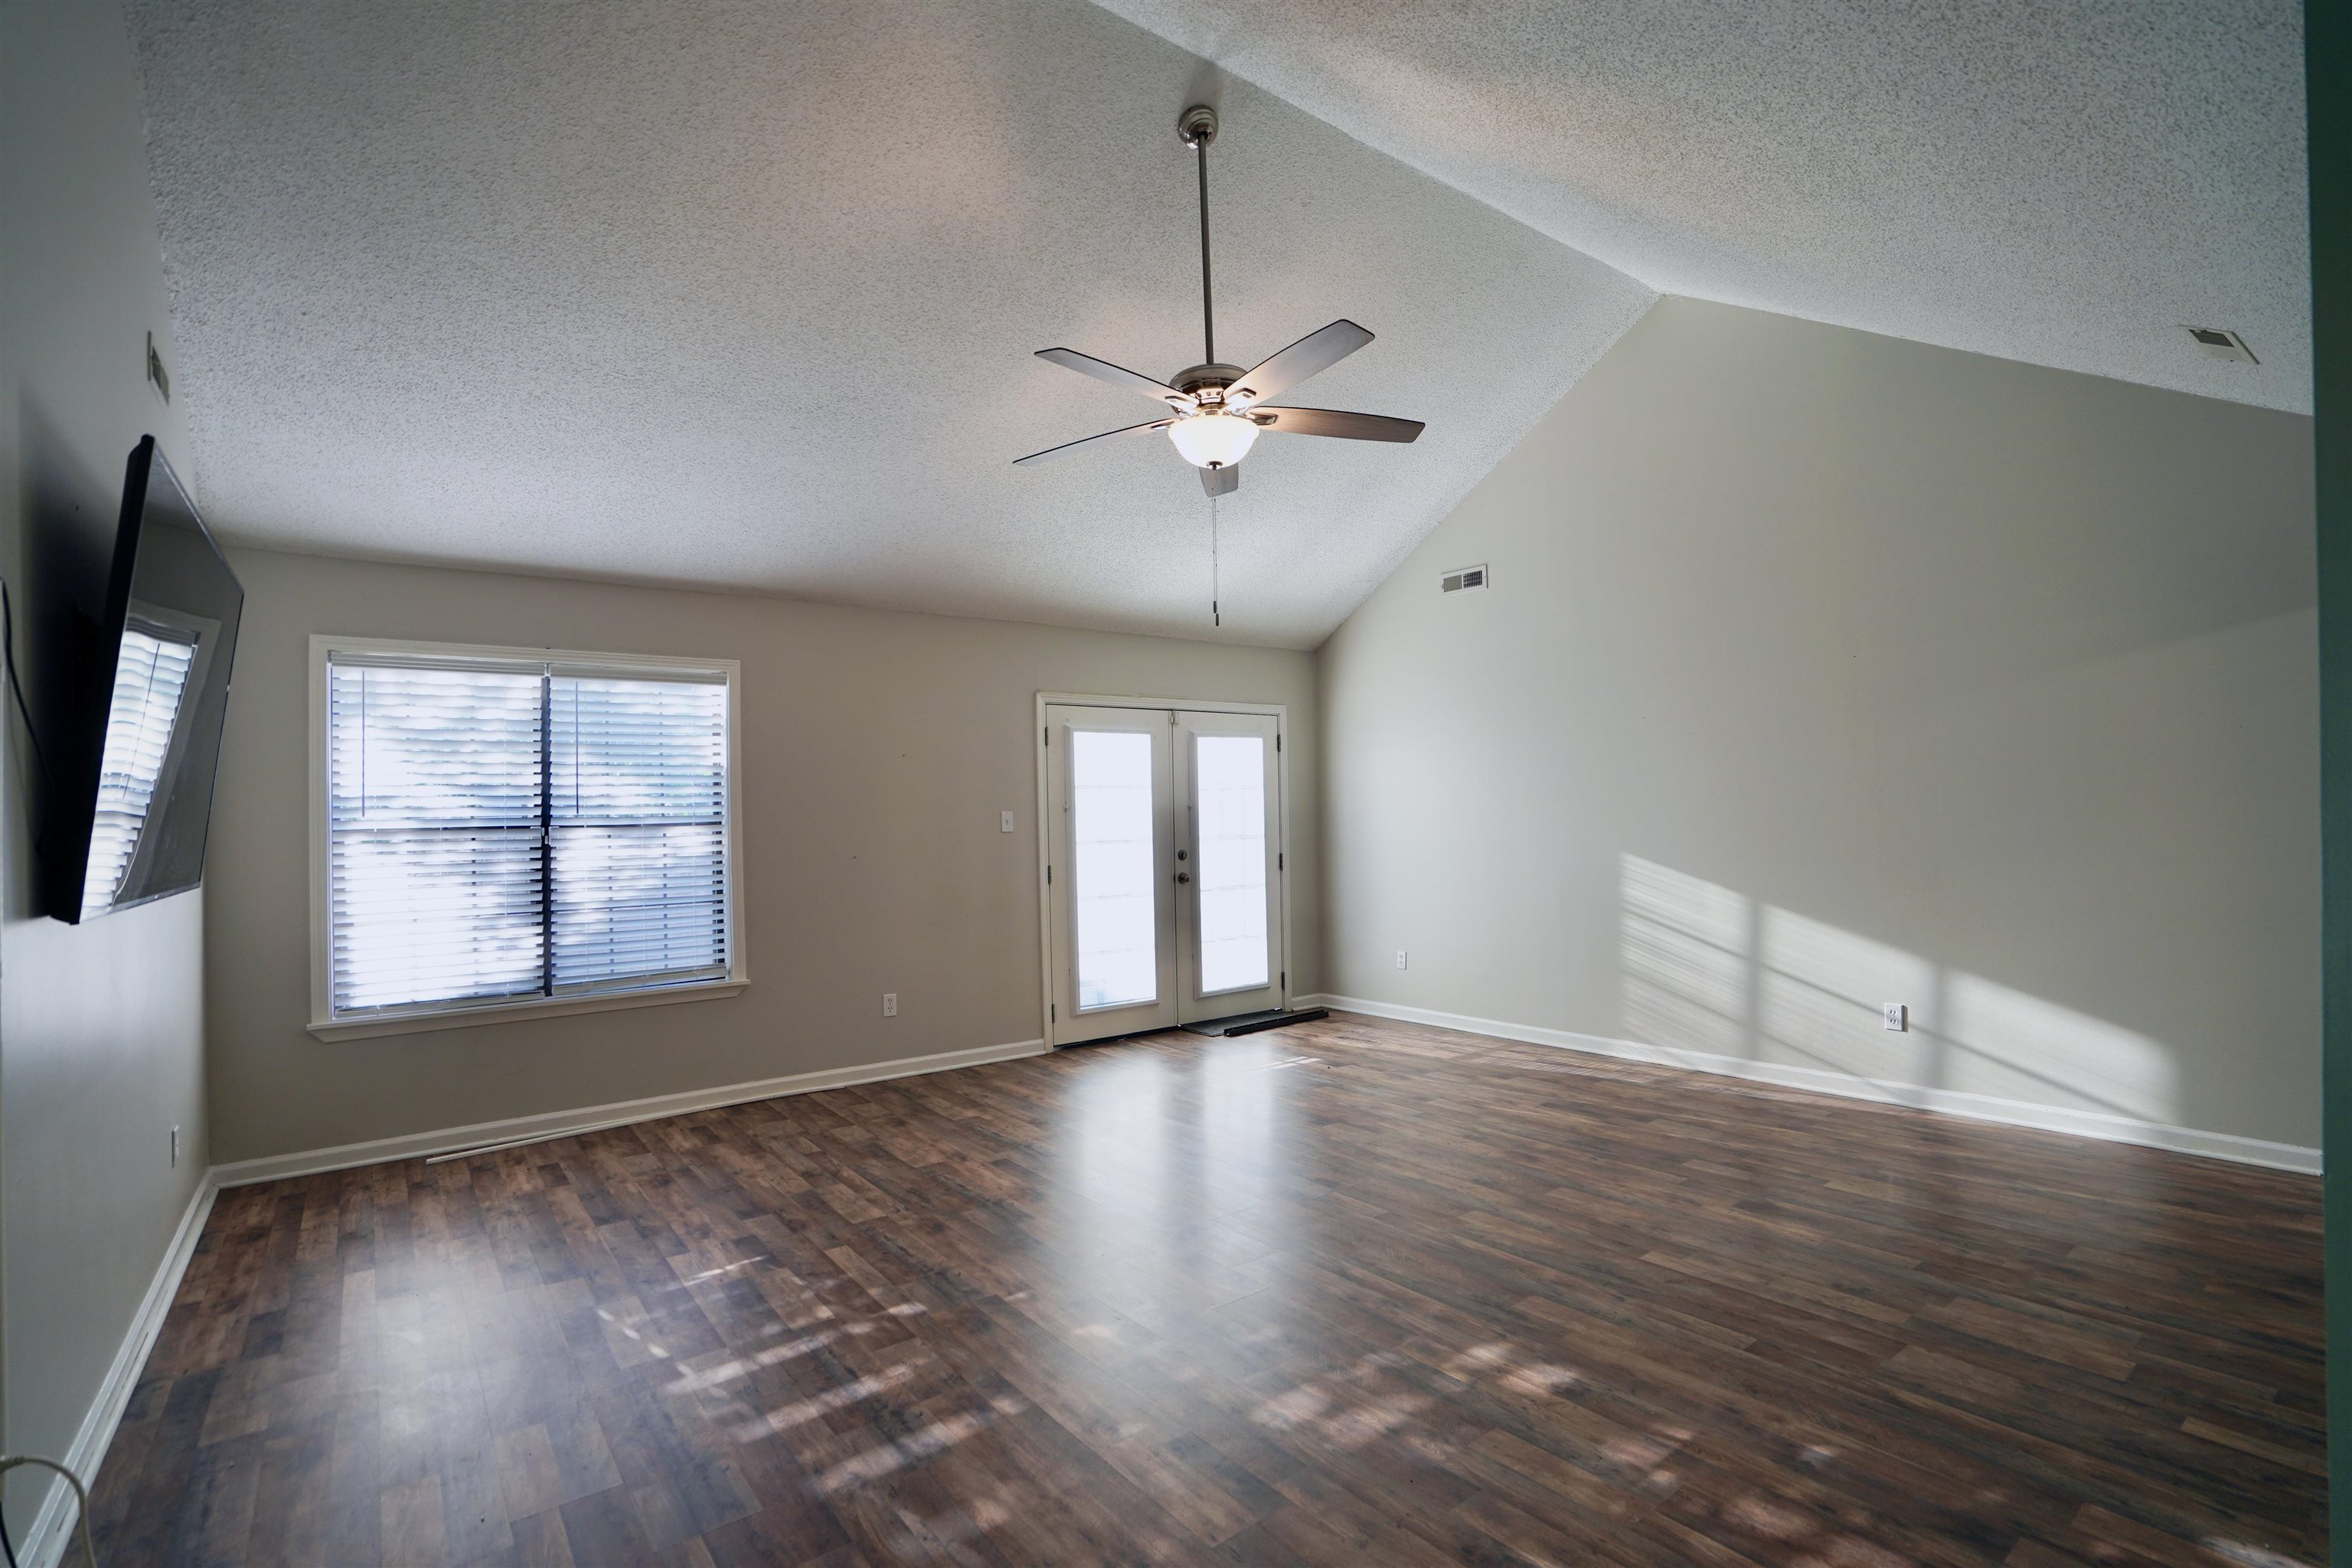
170, 1125, 181, 1167
883, 993, 897, 1018
1000, 810, 1014, 833
1396, 950, 1408, 971
1883, 1003, 1907, 1032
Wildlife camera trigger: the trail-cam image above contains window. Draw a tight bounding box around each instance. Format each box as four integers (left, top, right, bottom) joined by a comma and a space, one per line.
311, 637, 743, 1038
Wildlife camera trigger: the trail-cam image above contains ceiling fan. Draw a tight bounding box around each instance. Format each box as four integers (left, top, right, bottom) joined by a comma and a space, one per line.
1015, 103, 1425, 497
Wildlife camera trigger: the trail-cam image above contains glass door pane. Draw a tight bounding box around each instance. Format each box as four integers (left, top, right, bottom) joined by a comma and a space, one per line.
1175, 710, 1284, 1024
1194, 735, 1269, 993
1071, 728, 1159, 1009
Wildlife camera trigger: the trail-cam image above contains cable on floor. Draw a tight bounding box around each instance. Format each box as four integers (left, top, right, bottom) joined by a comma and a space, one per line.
0, 1454, 99, 1566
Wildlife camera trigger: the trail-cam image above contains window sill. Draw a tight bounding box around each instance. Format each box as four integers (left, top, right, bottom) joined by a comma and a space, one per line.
309, 978, 748, 1042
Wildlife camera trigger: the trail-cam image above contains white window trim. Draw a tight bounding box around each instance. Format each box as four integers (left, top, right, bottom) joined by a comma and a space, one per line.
307, 633, 747, 1042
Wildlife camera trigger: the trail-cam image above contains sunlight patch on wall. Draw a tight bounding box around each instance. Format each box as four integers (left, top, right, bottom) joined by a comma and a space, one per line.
1621, 856, 1752, 1059
1759, 906, 1937, 1084
1943, 973, 2177, 1123
1618, 854, 2181, 1125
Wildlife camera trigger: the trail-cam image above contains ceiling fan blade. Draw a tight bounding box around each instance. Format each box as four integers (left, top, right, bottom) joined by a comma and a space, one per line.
1013, 419, 1175, 466
1200, 463, 1240, 497
1035, 348, 1194, 408
1227, 320, 1374, 407
1250, 406, 1425, 443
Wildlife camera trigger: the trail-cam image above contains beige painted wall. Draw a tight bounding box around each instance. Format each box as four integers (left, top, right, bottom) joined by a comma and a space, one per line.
206, 548, 1319, 1163
0, 0, 214, 1541
1318, 296, 2320, 1149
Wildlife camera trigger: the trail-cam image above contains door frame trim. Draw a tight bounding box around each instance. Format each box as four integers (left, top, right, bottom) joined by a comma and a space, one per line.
1034, 692, 1293, 1048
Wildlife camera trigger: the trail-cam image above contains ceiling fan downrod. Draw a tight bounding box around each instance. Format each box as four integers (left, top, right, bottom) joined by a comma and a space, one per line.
1180, 104, 1217, 368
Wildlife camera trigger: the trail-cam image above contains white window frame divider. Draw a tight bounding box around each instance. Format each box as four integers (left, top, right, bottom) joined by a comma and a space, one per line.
306, 633, 747, 1041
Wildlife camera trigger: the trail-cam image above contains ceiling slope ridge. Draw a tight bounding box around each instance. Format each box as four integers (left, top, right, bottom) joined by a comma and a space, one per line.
1307, 287, 1659, 654
1080, 1, 1663, 285
1082, 0, 2311, 416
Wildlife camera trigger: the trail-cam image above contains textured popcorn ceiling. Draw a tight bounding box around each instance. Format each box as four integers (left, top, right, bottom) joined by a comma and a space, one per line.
126, 0, 1652, 648
129, 1, 2307, 646
1091, 0, 2310, 414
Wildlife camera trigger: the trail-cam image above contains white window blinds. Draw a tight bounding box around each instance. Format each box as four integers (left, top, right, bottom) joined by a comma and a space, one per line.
325, 650, 731, 1021
549, 674, 729, 991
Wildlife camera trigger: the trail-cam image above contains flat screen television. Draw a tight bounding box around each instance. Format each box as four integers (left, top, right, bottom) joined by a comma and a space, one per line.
52, 436, 243, 923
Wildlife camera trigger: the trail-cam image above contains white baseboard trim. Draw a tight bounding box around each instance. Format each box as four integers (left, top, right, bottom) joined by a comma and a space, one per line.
214, 1037, 1050, 1188
19, 1171, 217, 1568
1298, 995, 2319, 1174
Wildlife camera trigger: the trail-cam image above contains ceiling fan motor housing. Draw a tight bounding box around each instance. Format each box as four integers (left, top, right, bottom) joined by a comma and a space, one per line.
1171, 362, 1246, 406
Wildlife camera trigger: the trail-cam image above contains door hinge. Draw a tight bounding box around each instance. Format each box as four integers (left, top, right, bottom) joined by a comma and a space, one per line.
1044, 725, 1049, 746
1282, 970, 1287, 988
1046, 864, 1053, 884
1276, 732, 1282, 752
1278, 852, 1285, 871
1051, 1003, 1057, 1022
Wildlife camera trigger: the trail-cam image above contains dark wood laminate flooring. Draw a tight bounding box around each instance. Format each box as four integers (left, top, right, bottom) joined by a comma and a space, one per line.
90, 1012, 2322, 1566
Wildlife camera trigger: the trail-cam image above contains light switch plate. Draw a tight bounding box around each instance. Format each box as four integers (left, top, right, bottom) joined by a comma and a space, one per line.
1000, 810, 1014, 833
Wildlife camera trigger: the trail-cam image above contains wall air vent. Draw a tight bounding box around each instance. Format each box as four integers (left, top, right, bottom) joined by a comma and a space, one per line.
2185, 326, 2258, 364
1440, 564, 1488, 594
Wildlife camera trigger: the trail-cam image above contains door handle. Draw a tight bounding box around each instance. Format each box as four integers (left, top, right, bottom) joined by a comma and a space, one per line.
1175, 871, 1191, 884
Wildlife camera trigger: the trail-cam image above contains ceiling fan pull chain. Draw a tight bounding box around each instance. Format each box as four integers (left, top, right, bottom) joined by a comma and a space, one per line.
1210, 489, 1221, 628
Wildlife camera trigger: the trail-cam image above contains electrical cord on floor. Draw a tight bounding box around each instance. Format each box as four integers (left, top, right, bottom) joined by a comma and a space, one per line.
0, 1454, 98, 1566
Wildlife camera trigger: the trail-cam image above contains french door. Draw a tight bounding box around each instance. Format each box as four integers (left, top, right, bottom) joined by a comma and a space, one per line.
1042, 701, 1287, 1045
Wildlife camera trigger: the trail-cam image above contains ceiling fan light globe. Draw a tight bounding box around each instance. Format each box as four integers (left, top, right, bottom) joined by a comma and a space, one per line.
1167, 412, 1260, 469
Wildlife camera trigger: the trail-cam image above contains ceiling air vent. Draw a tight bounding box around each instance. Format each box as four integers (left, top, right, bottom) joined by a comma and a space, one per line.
1440, 564, 1488, 594
2185, 326, 2258, 364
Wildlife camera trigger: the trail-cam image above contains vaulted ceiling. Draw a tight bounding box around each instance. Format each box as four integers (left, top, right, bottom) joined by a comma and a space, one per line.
127, 0, 2306, 648
1096, 0, 2309, 415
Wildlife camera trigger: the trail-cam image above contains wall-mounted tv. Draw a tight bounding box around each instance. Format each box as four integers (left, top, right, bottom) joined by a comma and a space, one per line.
52, 436, 243, 923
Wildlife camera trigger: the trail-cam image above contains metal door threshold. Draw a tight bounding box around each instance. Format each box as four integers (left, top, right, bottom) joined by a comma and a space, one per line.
1180, 1007, 1329, 1037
